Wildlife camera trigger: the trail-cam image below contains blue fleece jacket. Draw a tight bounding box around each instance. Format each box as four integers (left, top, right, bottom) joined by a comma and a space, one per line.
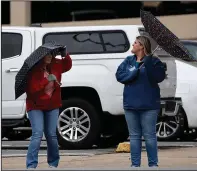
116, 55, 166, 110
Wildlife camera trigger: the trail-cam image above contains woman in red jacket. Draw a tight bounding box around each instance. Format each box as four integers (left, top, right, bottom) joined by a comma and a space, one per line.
25, 48, 72, 169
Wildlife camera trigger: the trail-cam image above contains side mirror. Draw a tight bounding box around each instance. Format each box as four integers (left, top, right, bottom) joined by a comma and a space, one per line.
162, 62, 168, 79
163, 62, 167, 71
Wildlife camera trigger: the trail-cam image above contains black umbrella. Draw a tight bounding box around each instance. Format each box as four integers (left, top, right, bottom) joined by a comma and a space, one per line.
15, 42, 65, 99
140, 10, 195, 61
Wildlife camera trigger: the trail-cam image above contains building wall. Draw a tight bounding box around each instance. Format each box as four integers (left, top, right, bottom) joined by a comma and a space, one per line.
3, 1, 197, 40
10, 1, 31, 26
42, 14, 197, 40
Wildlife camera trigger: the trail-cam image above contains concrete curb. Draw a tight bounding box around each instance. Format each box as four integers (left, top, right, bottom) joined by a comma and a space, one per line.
2, 145, 47, 150
2, 152, 95, 158
2, 144, 196, 151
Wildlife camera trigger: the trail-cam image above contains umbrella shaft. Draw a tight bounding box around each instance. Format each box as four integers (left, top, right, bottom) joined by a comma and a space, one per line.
56, 80, 62, 86
152, 45, 160, 55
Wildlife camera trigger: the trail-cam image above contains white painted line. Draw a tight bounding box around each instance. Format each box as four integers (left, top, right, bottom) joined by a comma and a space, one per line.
2, 145, 12, 147
2, 145, 47, 148
2, 153, 95, 158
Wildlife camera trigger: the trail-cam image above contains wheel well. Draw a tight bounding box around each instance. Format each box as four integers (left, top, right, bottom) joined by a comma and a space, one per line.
180, 106, 189, 130
61, 86, 103, 112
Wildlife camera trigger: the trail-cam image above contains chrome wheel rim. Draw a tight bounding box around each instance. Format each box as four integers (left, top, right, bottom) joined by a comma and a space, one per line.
156, 116, 179, 138
58, 107, 91, 142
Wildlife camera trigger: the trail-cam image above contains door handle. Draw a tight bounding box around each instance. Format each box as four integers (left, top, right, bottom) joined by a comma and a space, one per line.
5, 68, 19, 73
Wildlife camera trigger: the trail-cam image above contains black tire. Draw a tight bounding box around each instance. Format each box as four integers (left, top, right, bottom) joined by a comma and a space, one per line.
5, 130, 32, 141
179, 129, 197, 141
57, 98, 101, 149
97, 118, 129, 148
156, 108, 185, 141
2, 128, 7, 139
97, 131, 129, 148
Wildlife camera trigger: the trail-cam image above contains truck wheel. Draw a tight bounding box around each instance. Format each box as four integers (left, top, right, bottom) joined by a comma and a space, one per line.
5, 130, 32, 141
57, 98, 101, 149
156, 109, 185, 141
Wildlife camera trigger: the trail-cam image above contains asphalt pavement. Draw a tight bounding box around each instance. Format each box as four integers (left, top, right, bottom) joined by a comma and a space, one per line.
2, 138, 197, 157
2, 137, 116, 157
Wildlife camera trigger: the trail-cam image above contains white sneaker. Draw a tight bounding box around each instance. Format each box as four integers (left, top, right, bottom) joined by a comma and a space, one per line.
49, 165, 56, 169
27, 168, 36, 170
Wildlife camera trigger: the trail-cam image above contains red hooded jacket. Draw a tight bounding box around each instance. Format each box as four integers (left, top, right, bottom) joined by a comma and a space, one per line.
25, 54, 72, 112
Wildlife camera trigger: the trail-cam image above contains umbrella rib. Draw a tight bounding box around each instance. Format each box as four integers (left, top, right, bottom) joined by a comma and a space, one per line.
155, 29, 165, 41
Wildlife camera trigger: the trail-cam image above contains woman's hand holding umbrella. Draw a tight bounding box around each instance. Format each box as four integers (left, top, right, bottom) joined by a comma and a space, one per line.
46, 73, 62, 86
47, 74, 57, 82
60, 47, 67, 57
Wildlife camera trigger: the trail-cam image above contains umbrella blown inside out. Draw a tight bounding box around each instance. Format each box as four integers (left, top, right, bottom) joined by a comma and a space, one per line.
140, 10, 195, 61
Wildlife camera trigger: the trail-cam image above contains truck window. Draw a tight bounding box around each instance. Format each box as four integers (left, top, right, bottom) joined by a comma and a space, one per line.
43, 30, 129, 54
101, 32, 129, 52
2, 33, 22, 59
44, 32, 104, 54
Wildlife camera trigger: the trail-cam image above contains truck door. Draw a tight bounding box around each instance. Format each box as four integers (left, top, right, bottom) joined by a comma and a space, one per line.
2, 29, 32, 119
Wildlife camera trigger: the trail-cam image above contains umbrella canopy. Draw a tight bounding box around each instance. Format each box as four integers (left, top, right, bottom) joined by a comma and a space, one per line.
15, 42, 65, 99
140, 10, 195, 61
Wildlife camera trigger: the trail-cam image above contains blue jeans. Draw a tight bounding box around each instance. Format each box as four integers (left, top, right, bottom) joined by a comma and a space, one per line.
124, 109, 159, 167
26, 109, 60, 169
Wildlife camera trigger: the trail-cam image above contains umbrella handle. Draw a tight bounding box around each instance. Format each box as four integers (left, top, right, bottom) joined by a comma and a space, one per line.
139, 63, 144, 69
45, 71, 62, 86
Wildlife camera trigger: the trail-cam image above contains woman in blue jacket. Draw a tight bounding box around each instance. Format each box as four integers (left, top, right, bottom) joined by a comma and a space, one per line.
116, 36, 166, 167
